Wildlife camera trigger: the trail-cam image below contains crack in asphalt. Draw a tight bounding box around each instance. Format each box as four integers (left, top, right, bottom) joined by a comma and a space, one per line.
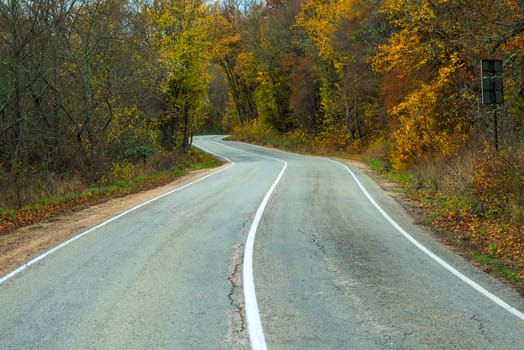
226, 243, 247, 348
311, 232, 327, 255
310, 232, 402, 347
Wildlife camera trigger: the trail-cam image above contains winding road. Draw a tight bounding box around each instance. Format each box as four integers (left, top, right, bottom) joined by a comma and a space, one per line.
0, 135, 523, 349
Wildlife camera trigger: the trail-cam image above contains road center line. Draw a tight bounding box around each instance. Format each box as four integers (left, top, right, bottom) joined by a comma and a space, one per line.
0, 161, 233, 286
332, 159, 524, 321
212, 140, 287, 350
244, 162, 287, 350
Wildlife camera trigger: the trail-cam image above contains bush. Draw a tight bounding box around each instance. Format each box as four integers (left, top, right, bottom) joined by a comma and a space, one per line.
231, 119, 279, 144
472, 147, 524, 223
316, 128, 352, 153
364, 136, 392, 172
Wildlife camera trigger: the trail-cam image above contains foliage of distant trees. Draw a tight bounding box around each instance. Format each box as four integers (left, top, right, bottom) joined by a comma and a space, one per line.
213, 0, 523, 168
1, 0, 523, 209
0, 0, 210, 206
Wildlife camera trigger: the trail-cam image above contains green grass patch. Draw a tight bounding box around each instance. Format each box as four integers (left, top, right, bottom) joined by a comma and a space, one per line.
470, 252, 524, 288
364, 158, 388, 173
384, 170, 416, 194
0, 207, 17, 221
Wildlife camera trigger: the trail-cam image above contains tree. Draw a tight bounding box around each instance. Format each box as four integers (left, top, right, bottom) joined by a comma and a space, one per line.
0, 0, 167, 206
209, 2, 258, 126
370, 0, 524, 169
149, 0, 211, 151
295, 0, 385, 144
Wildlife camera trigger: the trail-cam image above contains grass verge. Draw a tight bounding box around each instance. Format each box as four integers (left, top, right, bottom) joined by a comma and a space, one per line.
470, 252, 524, 291
0, 147, 221, 235
363, 157, 524, 295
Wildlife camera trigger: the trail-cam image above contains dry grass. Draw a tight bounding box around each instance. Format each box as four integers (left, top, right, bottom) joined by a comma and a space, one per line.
0, 148, 221, 229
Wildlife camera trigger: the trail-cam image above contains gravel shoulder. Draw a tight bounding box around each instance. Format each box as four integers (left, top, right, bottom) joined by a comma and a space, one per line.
1, 154, 520, 296
0, 166, 227, 279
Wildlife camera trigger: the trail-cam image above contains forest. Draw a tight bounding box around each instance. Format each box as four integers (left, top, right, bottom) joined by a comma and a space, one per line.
1, 1, 523, 282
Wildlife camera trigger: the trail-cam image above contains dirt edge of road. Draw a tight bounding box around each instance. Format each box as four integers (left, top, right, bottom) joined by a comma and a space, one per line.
341, 158, 524, 296
0, 166, 228, 280
0, 156, 520, 297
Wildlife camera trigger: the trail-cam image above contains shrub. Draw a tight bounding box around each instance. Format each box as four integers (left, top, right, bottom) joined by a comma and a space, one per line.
471, 146, 524, 223
364, 136, 392, 171
231, 119, 279, 144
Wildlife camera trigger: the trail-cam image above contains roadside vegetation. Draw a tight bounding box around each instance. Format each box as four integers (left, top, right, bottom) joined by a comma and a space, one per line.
365, 146, 524, 294
1, 1, 219, 232
1, 1, 522, 291
0, 148, 220, 235
231, 122, 524, 294
220, 0, 524, 294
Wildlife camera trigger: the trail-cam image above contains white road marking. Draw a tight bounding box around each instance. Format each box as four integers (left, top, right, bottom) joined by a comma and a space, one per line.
0, 161, 233, 285
332, 159, 524, 321
243, 161, 287, 350
215, 140, 288, 350
194, 141, 234, 164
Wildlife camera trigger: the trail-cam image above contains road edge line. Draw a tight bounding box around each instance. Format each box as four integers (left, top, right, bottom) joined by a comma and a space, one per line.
332, 159, 524, 321
0, 162, 233, 286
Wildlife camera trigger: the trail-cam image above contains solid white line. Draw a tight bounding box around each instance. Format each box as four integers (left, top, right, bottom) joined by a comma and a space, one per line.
0, 162, 233, 286
215, 141, 271, 160
332, 159, 524, 321
216, 140, 287, 350
243, 159, 287, 350
194, 140, 234, 164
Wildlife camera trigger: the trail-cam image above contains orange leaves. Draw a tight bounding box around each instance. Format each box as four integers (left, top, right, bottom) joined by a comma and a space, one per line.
501, 34, 524, 51
208, 6, 241, 62
372, 0, 478, 170
471, 147, 524, 223
0, 200, 87, 236
422, 194, 524, 274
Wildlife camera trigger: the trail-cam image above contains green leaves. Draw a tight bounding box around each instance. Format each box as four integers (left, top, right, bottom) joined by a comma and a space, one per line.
148, 0, 212, 150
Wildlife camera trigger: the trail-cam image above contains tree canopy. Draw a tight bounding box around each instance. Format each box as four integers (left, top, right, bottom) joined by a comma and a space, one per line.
1, 0, 523, 208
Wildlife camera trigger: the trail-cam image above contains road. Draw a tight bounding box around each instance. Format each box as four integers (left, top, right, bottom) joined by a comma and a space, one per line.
0, 135, 523, 349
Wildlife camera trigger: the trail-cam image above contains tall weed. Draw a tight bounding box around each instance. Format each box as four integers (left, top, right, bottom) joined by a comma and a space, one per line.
472, 146, 524, 223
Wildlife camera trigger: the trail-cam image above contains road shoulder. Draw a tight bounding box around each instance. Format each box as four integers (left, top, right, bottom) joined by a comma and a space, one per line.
0, 166, 227, 279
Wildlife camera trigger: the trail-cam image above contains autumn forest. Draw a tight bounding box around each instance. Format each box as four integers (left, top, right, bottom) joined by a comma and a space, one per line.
1, 1, 523, 284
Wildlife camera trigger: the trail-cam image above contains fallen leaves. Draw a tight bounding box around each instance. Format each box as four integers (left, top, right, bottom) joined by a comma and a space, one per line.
0, 199, 91, 236
420, 196, 524, 290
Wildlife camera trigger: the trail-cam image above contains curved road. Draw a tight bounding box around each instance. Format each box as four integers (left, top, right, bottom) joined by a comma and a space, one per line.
0, 135, 523, 349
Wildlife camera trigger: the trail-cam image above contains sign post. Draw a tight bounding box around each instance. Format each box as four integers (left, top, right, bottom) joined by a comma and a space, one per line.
481, 59, 504, 150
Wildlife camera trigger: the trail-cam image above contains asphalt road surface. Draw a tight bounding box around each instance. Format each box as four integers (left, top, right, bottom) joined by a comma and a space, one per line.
1, 135, 523, 349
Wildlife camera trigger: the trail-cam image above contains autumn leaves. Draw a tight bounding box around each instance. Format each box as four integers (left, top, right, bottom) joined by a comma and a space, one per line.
1, 0, 523, 223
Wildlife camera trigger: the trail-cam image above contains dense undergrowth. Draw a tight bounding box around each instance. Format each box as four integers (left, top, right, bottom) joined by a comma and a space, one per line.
0, 148, 221, 236
230, 119, 363, 155
231, 123, 524, 294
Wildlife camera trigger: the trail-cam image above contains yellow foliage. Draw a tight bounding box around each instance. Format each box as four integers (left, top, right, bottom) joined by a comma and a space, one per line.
237, 51, 258, 83
316, 128, 352, 153
296, 0, 337, 63
111, 161, 138, 180
208, 6, 241, 62
296, 0, 367, 74
372, 29, 431, 76
371, 0, 478, 169
105, 98, 145, 144
232, 119, 277, 142
387, 60, 466, 169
